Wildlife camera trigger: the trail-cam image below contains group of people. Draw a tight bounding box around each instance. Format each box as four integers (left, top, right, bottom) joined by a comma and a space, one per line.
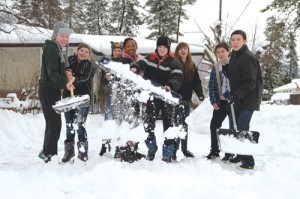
38, 21, 262, 169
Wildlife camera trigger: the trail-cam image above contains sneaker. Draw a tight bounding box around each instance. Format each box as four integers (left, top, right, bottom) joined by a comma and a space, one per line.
221, 153, 234, 161
229, 155, 241, 163
205, 152, 219, 160
182, 150, 194, 158
38, 150, 52, 163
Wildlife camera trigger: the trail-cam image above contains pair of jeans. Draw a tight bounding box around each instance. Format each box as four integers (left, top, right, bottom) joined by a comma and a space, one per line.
229, 109, 255, 166
174, 103, 190, 151
64, 107, 89, 142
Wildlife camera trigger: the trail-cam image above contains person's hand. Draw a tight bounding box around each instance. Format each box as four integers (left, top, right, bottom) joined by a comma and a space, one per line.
163, 86, 170, 91
105, 73, 111, 80
130, 67, 137, 73
199, 95, 204, 101
228, 94, 238, 106
68, 76, 75, 83
212, 103, 220, 110
66, 82, 75, 91
66, 69, 72, 79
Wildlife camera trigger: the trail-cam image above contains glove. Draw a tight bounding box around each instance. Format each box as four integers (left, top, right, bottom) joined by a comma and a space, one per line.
222, 64, 229, 78
228, 94, 238, 106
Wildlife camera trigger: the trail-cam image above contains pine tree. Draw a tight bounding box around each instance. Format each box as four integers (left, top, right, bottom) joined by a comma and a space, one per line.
84, 0, 112, 35
109, 0, 143, 36
261, 0, 300, 31
260, 16, 286, 100
62, 0, 86, 33
285, 32, 299, 80
12, 0, 32, 25
145, 0, 177, 39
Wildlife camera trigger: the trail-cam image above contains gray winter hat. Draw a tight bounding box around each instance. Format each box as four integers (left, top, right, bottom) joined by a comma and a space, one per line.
52, 21, 71, 39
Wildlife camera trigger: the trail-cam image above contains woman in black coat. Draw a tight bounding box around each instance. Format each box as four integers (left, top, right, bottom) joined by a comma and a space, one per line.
173, 42, 204, 159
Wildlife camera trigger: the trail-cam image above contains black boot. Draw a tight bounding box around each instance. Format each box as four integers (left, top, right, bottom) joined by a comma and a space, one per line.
77, 141, 88, 162
182, 150, 194, 158
99, 139, 111, 156
62, 141, 75, 162
205, 151, 219, 160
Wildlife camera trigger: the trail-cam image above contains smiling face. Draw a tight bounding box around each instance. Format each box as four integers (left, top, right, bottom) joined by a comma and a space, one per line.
77, 47, 90, 62
55, 34, 70, 47
230, 34, 247, 51
112, 48, 122, 58
124, 39, 137, 57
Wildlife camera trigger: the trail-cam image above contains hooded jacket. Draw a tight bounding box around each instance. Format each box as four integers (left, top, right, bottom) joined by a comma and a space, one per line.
38, 40, 68, 90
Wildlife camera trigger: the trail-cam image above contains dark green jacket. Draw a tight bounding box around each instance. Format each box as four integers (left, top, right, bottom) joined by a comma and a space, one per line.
38, 40, 68, 90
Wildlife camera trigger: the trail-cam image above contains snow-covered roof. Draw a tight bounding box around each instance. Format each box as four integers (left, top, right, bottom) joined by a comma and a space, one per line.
0, 24, 205, 56
273, 79, 300, 92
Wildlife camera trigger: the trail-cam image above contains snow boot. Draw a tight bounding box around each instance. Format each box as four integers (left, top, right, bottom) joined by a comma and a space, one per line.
221, 153, 234, 162
181, 138, 194, 158
162, 138, 176, 163
205, 151, 220, 160
38, 150, 53, 163
77, 140, 88, 162
144, 133, 158, 161
61, 141, 75, 163
99, 139, 111, 156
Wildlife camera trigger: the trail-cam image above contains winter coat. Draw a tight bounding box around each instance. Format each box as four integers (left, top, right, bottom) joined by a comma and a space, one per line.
228, 45, 263, 111
177, 63, 204, 102
38, 40, 68, 90
63, 55, 94, 98
130, 53, 183, 91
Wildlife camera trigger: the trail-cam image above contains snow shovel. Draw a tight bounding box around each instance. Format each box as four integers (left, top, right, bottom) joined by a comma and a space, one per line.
52, 82, 90, 114
217, 77, 260, 155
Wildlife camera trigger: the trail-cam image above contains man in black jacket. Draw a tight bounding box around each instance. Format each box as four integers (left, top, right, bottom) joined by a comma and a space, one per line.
225, 30, 263, 169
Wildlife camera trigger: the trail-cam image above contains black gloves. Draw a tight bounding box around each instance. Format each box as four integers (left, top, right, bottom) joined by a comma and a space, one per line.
222, 64, 229, 78
228, 93, 238, 106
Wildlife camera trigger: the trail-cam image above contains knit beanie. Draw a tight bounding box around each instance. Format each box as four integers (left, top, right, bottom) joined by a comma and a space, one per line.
156, 36, 171, 53
52, 21, 71, 40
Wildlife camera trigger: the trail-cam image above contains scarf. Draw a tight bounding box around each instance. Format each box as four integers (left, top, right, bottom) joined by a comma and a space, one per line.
149, 52, 174, 68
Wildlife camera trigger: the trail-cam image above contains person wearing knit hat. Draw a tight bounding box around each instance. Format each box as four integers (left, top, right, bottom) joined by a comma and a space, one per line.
38, 21, 74, 163
52, 21, 71, 40
155, 36, 171, 54
110, 41, 123, 60
130, 35, 184, 163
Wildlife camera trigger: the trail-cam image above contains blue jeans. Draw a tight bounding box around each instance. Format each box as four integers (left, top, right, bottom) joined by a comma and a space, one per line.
64, 107, 89, 142
229, 109, 255, 166
174, 103, 190, 151
105, 94, 113, 120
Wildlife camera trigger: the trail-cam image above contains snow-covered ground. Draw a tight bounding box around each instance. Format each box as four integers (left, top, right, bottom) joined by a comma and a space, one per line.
1, 100, 300, 199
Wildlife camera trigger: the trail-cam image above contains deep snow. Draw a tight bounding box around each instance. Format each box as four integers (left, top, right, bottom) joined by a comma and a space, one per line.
1, 100, 300, 199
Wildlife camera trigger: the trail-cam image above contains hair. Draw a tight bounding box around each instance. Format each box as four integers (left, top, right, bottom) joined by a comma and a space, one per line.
214, 42, 230, 54
123, 37, 138, 49
174, 42, 194, 81
77, 43, 92, 58
231, 30, 247, 40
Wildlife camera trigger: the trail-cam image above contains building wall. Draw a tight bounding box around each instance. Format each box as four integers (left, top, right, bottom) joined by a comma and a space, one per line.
0, 46, 77, 92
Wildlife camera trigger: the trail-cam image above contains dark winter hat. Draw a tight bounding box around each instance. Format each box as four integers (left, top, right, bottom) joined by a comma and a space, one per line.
52, 21, 71, 39
156, 36, 171, 52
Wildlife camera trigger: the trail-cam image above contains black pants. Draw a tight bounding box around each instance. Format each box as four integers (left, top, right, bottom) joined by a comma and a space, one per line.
144, 98, 174, 134
38, 87, 62, 156
209, 100, 229, 153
